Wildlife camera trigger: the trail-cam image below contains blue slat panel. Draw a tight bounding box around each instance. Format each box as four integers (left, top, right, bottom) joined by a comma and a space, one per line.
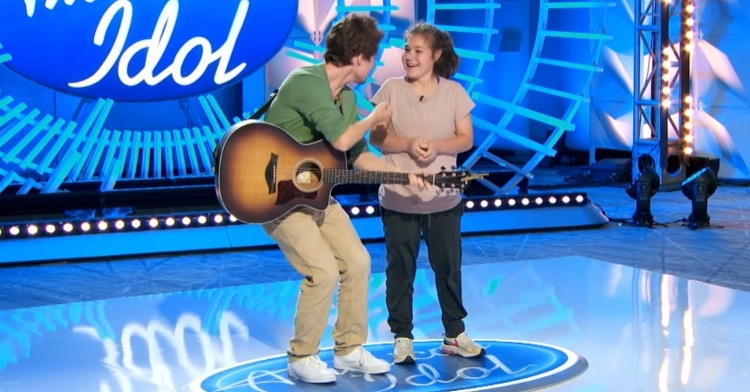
119, 131, 132, 180
0, 102, 26, 129
20, 118, 63, 170
207, 94, 231, 131
3, 114, 53, 163
153, 131, 162, 178
472, 92, 575, 130
37, 121, 77, 175
172, 130, 187, 176
203, 125, 218, 153
70, 99, 112, 180
17, 177, 38, 195
193, 127, 212, 174
83, 129, 110, 180
100, 130, 121, 183
164, 132, 174, 177
196, 96, 218, 133
127, 132, 141, 179
100, 155, 125, 191
0, 108, 37, 149
0, 171, 17, 193
182, 128, 199, 175
140, 131, 152, 179
41, 152, 81, 193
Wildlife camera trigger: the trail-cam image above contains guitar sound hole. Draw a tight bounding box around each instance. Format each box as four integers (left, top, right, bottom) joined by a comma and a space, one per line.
293, 160, 323, 192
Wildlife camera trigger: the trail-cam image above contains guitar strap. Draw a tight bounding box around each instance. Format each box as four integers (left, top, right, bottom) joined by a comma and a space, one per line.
213, 89, 279, 174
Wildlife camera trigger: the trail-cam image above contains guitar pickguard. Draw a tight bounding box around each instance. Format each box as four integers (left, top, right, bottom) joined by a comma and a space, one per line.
275, 180, 317, 205
265, 153, 279, 194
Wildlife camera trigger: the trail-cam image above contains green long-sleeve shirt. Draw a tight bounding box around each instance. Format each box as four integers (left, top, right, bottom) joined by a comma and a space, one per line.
263, 63, 368, 165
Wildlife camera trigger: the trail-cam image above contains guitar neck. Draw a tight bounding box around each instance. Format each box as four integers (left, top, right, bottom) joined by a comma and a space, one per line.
322, 169, 428, 185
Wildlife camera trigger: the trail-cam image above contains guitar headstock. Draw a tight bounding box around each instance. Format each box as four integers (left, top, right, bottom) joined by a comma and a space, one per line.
430, 166, 489, 194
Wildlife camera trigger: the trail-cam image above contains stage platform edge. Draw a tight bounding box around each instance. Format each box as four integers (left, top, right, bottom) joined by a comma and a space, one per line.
0, 202, 609, 265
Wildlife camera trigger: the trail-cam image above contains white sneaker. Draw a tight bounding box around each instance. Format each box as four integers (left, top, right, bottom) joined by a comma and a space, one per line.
440, 332, 486, 358
393, 338, 415, 364
333, 346, 391, 374
287, 355, 337, 384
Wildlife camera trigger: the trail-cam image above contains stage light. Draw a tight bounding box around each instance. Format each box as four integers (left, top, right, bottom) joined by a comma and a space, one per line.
166, 217, 175, 226
27, 225, 38, 236
63, 223, 74, 233
81, 222, 91, 232
45, 224, 56, 234
494, 199, 502, 207
149, 218, 158, 228
9, 226, 20, 236
351, 207, 360, 215
131, 219, 142, 229
365, 206, 375, 214
214, 214, 224, 224
181, 217, 191, 226
197, 216, 207, 224
681, 167, 718, 230
480, 200, 489, 208
625, 166, 661, 227
115, 220, 125, 230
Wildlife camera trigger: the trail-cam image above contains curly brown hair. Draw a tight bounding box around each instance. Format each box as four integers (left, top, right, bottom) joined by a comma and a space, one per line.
324, 14, 384, 66
405, 22, 460, 79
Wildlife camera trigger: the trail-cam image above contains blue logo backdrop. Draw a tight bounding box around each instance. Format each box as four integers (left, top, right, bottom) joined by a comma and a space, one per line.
0, 0, 296, 102
189, 340, 588, 392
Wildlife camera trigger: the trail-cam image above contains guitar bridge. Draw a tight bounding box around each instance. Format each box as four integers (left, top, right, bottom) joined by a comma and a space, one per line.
275, 180, 317, 205
265, 153, 278, 194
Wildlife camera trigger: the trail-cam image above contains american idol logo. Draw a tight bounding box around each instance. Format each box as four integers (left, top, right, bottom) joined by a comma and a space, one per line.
0, 0, 296, 102
189, 340, 588, 392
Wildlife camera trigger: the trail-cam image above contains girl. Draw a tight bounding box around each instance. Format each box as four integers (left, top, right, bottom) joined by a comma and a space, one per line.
370, 22, 484, 364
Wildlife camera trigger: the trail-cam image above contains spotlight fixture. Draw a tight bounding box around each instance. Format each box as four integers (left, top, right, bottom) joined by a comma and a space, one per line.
625, 166, 661, 227
681, 167, 718, 230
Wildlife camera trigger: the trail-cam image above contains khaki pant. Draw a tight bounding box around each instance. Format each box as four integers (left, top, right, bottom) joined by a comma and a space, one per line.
262, 200, 371, 359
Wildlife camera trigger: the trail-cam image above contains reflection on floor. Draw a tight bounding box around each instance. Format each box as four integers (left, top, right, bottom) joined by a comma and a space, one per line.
1, 254, 748, 392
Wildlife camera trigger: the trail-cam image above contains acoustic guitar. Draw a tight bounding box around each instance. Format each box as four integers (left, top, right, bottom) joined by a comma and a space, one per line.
214, 120, 487, 224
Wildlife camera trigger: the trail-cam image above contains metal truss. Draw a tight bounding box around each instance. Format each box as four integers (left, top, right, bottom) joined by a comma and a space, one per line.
633, 0, 694, 190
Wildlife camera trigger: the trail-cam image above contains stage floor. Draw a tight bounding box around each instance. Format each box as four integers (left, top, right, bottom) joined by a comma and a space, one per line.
1, 250, 748, 392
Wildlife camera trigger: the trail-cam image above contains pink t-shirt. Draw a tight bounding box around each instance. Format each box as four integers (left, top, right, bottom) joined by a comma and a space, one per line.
371, 76, 475, 214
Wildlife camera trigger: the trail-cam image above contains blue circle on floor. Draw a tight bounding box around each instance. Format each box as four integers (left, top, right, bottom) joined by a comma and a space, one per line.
189, 339, 588, 391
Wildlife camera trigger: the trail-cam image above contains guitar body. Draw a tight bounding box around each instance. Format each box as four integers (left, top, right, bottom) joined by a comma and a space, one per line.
215, 120, 346, 224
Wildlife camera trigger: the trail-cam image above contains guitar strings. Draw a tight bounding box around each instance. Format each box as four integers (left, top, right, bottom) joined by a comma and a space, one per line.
253, 167, 453, 177
255, 168, 442, 181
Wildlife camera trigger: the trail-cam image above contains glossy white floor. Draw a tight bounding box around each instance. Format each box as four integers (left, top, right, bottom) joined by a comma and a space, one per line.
1, 254, 747, 391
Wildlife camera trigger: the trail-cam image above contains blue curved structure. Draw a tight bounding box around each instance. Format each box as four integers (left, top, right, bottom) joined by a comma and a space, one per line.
461, 0, 613, 194
0, 1, 611, 198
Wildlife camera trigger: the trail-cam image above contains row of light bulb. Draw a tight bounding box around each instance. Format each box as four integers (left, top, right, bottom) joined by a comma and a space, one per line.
3, 195, 589, 237
466, 195, 584, 209
348, 195, 586, 215
0, 213, 238, 237
681, 0, 695, 156
660, 0, 696, 157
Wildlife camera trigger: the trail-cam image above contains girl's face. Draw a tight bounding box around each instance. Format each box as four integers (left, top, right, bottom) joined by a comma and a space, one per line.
402, 34, 441, 81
